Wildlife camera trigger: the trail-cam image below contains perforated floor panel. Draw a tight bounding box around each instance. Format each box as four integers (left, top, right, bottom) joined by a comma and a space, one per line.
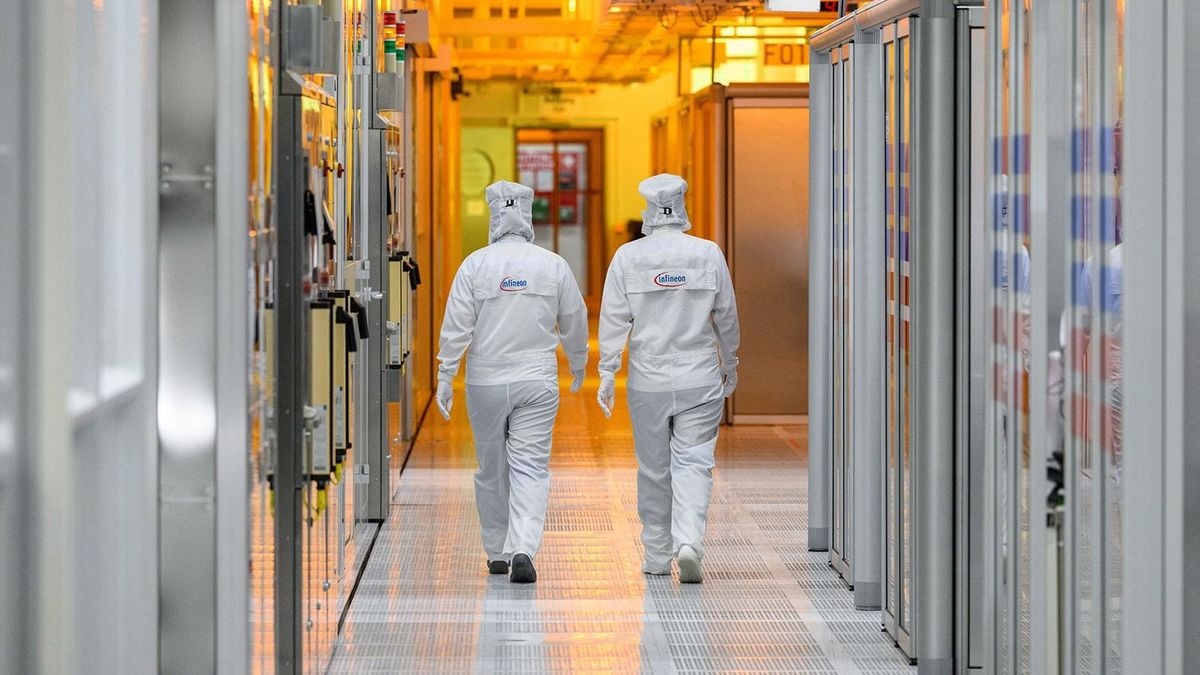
329, 367, 915, 674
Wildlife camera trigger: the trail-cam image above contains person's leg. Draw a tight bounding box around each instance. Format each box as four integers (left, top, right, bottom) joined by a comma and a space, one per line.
627, 388, 675, 574
668, 383, 725, 562
466, 383, 513, 563
501, 379, 560, 561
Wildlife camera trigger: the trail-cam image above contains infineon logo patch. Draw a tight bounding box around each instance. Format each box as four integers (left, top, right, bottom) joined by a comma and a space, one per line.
654, 272, 687, 288
499, 275, 528, 292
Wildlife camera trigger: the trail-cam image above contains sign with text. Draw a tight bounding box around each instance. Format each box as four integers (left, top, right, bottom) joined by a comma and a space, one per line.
762, 42, 809, 67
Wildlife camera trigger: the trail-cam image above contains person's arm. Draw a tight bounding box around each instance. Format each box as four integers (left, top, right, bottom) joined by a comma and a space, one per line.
436, 263, 477, 385
597, 253, 631, 378
712, 248, 741, 381
556, 261, 589, 376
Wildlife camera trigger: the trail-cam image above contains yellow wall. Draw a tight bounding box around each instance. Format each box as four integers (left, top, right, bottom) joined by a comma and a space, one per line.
459, 127, 514, 256
457, 74, 679, 264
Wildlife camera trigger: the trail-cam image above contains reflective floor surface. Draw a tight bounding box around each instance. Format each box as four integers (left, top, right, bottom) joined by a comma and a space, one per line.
329, 364, 916, 673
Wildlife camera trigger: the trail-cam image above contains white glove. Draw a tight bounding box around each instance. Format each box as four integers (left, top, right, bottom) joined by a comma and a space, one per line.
436, 378, 453, 420
597, 372, 615, 418
721, 370, 738, 398
570, 370, 585, 393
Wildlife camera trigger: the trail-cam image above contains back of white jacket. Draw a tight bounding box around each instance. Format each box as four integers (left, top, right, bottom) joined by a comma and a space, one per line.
599, 229, 739, 393
437, 182, 589, 386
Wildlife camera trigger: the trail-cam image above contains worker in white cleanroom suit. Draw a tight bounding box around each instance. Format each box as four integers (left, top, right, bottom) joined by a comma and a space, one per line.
436, 180, 589, 583
596, 173, 740, 583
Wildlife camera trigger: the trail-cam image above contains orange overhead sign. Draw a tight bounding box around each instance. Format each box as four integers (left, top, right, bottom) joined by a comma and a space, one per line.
762, 42, 809, 66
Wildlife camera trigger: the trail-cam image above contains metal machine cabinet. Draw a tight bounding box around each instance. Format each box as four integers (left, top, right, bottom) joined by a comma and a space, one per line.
812, 16, 886, 609
953, 6, 990, 672
829, 39, 857, 589
813, 2, 975, 669
158, 0, 252, 671
1122, 2, 1200, 672
808, 49, 833, 554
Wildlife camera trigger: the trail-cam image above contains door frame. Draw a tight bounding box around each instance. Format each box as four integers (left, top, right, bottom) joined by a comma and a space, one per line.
722, 85, 811, 426
513, 127, 607, 309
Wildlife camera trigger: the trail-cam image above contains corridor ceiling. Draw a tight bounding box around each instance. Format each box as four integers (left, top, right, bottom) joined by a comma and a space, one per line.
438, 0, 842, 82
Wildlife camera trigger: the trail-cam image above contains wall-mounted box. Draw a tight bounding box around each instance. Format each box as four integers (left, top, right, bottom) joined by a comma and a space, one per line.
286, 4, 340, 76
400, 9, 436, 58
308, 300, 334, 478
373, 72, 406, 129
387, 255, 405, 369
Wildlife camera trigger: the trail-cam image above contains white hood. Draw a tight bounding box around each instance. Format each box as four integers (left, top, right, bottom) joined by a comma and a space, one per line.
485, 180, 536, 244
638, 173, 691, 235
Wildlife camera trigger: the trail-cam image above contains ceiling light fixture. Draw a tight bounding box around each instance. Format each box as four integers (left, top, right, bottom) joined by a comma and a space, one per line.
763, 0, 820, 11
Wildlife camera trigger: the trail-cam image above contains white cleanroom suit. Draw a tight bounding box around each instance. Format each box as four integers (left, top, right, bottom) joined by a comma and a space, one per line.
436, 180, 589, 567
597, 173, 740, 580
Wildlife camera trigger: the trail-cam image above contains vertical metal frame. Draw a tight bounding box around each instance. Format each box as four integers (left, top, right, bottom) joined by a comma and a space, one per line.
880, 17, 905, 649
850, 23, 884, 612
982, 0, 1007, 668
954, 7, 990, 671
365, 124, 391, 521
910, 1, 957, 669
1026, 1, 1071, 671
0, 3, 32, 671
158, 0, 250, 670
830, 42, 856, 587
986, 0, 1045, 670
881, 17, 908, 651
213, 0, 253, 669
808, 49, 833, 553
272, 3, 312, 669
1123, 2, 1200, 672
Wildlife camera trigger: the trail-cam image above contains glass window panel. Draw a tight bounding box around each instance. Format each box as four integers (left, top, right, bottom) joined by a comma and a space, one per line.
884, 38, 898, 619
1071, 1, 1098, 668
899, 33, 914, 634
1102, 1, 1125, 669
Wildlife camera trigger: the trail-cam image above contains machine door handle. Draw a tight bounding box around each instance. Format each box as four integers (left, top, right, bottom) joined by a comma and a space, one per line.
336, 306, 357, 352
349, 296, 370, 339
403, 259, 421, 290
303, 189, 319, 237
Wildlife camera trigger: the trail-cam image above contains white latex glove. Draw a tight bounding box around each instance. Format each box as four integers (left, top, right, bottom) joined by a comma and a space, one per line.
436, 378, 453, 420
597, 372, 615, 418
721, 370, 738, 399
570, 370, 585, 393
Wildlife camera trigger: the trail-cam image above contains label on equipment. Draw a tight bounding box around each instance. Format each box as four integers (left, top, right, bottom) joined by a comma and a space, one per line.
312, 405, 330, 474
389, 331, 401, 365
333, 386, 346, 449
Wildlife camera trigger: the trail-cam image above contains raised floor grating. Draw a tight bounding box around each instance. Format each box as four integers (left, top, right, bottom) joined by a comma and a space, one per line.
329, 363, 916, 674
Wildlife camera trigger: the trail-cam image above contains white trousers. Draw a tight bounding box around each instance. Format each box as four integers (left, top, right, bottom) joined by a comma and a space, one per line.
466, 378, 560, 561
627, 382, 724, 570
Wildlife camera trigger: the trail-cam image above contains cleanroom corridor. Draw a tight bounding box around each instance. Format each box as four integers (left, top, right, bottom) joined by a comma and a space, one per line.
329, 346, 916, 673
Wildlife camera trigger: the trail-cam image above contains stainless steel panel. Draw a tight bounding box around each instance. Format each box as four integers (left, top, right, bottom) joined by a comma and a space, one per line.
729, 102, 810, 419
807, 51, 833, 553
956, 11, 989, 670
849, 26, 884, 612
911, 3, 957, 669
0, 3, 27, 670
158, 0, 219, 670
830, 49, 855, 584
